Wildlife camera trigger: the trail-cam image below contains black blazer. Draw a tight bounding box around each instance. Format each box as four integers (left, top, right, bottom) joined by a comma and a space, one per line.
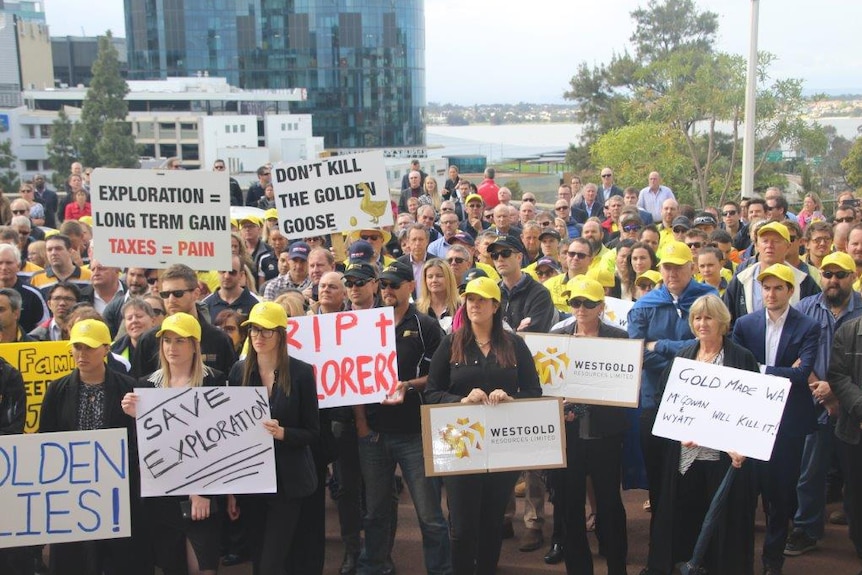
229, 357, 320, 498
39, 368, 137, 434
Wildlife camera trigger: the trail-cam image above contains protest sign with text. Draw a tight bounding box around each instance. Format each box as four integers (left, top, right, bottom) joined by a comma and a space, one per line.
652, 357, 791, 461
0, 341, 75, 433
91, 168, 232, 270
524, 334, 643, 407
421, 398, 566, 476
602, 297, 634, 330
287, 307, 397, 408
135, 387, 276, 497
0, 428, 130, 548
272, 151, 393, 240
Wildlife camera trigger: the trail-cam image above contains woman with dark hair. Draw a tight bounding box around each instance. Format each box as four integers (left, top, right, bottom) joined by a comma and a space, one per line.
620, 241, 658, 301
640, 294, 758, 575
610, 239, 636, 299
213, 309, 247, 354
121, 313, 227, 575
228, 301, 320, 575
426, 277, 542, 575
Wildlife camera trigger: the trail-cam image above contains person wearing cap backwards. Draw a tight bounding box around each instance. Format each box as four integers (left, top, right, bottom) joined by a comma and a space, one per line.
730, 263, 819, 575
426, 276, 541, 574
204, 254, 262, 318
228, 301, 320, 574
723, 221, 821, 326
121, 313, 228, 575
627, 241, 717, 517
548, 276, 629, 575
263, 241, 312, 301
350, 260, 452, 575
131, 264, 237, 379
783, 251, 862, 559
39, 319, 148, 575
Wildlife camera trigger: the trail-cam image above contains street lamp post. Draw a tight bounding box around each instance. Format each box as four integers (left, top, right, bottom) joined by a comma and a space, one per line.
741, 0, 760, 199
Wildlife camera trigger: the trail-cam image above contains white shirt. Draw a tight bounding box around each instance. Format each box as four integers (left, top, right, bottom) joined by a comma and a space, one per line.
765, 306, 790, 368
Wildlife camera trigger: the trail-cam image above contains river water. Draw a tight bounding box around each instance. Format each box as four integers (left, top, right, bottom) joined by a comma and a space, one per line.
427, 118, 862, 162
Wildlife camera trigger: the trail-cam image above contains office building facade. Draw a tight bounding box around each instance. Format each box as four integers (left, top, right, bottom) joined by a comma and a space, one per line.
124, 0, 425, 150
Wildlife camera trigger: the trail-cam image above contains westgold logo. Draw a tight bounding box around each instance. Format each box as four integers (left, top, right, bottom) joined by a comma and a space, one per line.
533, 347, 570, 385
440, 417, 485, 458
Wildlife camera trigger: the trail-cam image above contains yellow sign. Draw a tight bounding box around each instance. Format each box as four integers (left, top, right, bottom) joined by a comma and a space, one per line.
0, 342, 75, 432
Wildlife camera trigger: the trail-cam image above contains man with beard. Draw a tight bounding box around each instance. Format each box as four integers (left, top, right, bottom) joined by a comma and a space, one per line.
581, 219, 608, 270
785, 252, 862, 558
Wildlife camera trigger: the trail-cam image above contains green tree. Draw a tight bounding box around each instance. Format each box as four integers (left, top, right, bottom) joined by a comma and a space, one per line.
47, 108, 78, 188
73, 32, 137, 168
0, 140, 19, 192
842, 137, 862, 190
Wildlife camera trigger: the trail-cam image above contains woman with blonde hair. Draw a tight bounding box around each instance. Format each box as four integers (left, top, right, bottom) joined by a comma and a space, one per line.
121, 312, 228, 575
419, 176, 443, 212
416, 259, 460, 332
798, 191, 824, 231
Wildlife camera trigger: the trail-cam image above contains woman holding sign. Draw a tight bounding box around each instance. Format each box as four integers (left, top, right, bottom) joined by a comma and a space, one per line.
121, 312, 228, 575
641, 294, 759, 575
227, 301, 320, 575
426, 276, 542, 575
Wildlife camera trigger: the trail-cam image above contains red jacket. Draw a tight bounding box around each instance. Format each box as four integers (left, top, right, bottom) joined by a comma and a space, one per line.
65, 202, 92, 221
477, 179, 500, 209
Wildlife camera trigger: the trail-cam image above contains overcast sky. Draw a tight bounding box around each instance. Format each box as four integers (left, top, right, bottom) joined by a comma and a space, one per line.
44, 0, 862, 105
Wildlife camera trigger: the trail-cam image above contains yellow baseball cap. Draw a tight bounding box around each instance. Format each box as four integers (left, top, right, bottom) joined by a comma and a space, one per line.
586, 266, 614, 288
464, 193, 483, 205
156, 312, 202, 340
659, 241, 693, 265
69, 319, 111, 348
242, 301, 288, 329
462, 276, 501, 302
757, 263, 795, 286
635, 269, 663, 287
757, 221, 790, 242
563, 275, 604, 303
78, 215, 93, 227
820, 251, 856, 273
264, 208, 279, 221
239, 215, 263, 227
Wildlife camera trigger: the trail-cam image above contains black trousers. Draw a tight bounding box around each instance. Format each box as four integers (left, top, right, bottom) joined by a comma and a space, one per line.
640, 408, 664, 530
839, 437, 862, 560
444, 470, 519, 575
285, 466, 327, 575
242, 495, 303, 575
757, 432, 805, 570
561, 435, 628, 575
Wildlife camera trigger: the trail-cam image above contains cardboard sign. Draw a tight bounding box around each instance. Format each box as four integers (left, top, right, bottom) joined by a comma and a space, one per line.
652, 357, 791, 461
524, 333, 643, 407
90, 168, 232, 270
0, 341, 75, 433
0, 428, 130, 548
272, 151, 393, 240
421, 398, 566, 476
602, 297, 634, 329
287, 308, 397, 408
135, 387, 276, 497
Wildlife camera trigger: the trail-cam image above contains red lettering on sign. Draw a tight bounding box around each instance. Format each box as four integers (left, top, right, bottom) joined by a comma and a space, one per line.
313, 352, 398, 400
312, 316, 321, 352
286, 320, 301, 350
375, 312, 394, 347
109, 238, 156, 255
356, 355, 373, 395
335, 313, 358, 346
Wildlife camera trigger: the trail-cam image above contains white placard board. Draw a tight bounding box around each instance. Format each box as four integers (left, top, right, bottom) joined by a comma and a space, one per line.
603, 297, 634, 329
652, 357, 791, 461
0, 428, 131, 548
524, 333, 643, 407
286, 308, 398, 408
421, 398, 566, 476
135, 387, 276, 497
90, 168, 232, 270
272, 151, 393, 240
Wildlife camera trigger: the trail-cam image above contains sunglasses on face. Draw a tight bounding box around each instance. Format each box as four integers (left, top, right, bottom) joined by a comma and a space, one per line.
379, 280, 403, 290
836, 217, 855, 223
567, 251, 589, 259
344, 278, 372, 288
159, 288, 194, 299
722, 210, 737, 216
537, 269, 556, 278
152, 308, 166, 316
12, 209, 27, 215
622, 224, 641, 232
539, 221, 552, 227
822, 270, 853, 280
490, 249, 514, 260
601, 174, 613, 178
686, 242, 703, 249
360, 234, 381, 241
221, 269, 240, 276
522, 198, 536, 203
569, 298, 600, 309
146, 277, 159, 285
447, 257, 466, 265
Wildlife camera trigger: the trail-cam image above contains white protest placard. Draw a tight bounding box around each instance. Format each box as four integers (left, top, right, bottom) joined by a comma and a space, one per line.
287, 308, 397, 408
421, 398, 565, 476
0, 428, 130, 548
602, 297, 634, 330
523, 333, 643, 407
272, 151, 393, 240
652, 357, 791, 461
90, 168, 232, 270
135, 387, 276, 497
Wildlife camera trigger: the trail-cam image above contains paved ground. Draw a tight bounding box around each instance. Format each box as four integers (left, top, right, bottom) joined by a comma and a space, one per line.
223, 486, 860, 575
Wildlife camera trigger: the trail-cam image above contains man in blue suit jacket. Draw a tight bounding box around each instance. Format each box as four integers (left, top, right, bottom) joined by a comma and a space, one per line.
732, 263, 820, 575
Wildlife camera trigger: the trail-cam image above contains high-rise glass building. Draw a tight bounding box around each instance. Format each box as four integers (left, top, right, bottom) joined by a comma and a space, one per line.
124, 0, 425, 149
